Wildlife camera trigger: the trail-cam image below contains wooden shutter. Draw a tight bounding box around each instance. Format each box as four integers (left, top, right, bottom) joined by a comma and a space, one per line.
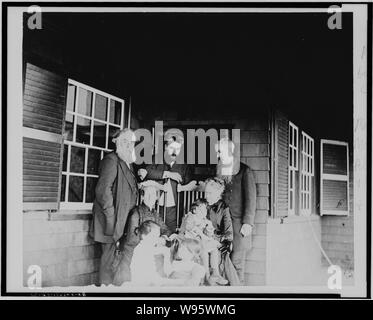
23, 63, 67, 211
320, 140, 349, 216
273, 111, 289, 218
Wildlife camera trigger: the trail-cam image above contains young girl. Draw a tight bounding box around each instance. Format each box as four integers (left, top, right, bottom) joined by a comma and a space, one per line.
178, 199, 228, 285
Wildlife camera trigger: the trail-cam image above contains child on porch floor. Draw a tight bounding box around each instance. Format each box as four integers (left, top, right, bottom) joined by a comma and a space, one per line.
129, 220, 184, 286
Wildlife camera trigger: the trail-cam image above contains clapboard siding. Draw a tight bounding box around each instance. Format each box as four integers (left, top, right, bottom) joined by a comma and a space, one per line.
321, 150, 354, 271
274, 112, 289, 217
238, 119, 270, 286
23, 63, 66, 135
23, 212, 100, 287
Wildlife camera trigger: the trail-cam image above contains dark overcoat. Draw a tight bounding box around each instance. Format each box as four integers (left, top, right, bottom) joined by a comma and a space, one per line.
89, 152, 138, 244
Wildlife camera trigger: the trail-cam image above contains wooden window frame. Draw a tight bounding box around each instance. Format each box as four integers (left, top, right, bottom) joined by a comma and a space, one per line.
300, 131, 314, 215
288, 121, 298, 215
60, 79, 127, 210
320, 139, 349, 216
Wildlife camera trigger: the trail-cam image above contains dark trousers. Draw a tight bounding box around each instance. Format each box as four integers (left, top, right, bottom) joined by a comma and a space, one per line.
230, 219, 253, 285
112, 244, 135, 285
160, 206, 177, 233
99, 242, 116, 285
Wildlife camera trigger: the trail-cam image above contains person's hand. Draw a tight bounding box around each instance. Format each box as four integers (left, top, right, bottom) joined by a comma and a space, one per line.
164, 171, 182, 183
137, 169, 148, 180
168, 233, 178, 241
240, 223, 253, 237
219, 240, 232, 254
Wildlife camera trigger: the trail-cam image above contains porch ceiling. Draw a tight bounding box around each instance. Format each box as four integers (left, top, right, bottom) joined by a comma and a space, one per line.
31, 12, 353, 142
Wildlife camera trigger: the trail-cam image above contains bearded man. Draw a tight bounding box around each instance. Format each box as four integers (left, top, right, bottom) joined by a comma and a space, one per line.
214, 137, 257, 285
89, 128, 139, 285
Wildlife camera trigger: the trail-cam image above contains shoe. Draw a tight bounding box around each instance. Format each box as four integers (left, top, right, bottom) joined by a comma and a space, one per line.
207, 276, 218, 286
209, 274, 228, 286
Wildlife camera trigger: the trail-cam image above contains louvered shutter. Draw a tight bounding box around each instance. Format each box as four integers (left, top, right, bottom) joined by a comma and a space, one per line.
23, 63, 67, 211
273, 111, 289, 218
320, 140, 349, 216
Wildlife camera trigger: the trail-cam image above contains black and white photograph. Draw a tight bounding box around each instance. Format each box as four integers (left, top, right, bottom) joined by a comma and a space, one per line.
2, 1, 371, 302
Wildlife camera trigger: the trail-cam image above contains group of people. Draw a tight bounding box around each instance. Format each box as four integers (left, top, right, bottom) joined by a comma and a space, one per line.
89, 128, 257, 286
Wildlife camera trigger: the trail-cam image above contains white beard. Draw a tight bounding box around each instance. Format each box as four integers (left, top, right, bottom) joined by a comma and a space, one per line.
216, 158, 240, 183
116, 148, 136, 164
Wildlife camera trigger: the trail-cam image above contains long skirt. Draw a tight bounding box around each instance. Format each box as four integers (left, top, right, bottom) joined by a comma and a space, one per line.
220, 253, 241, 286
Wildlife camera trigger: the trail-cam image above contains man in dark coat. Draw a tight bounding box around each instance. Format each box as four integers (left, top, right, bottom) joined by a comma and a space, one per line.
138, 130, 192, 233
214, 138, 257, 284
89, 129, 139, 285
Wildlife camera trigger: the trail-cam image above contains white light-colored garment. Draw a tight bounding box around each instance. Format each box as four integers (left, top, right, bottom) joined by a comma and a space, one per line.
158, 180, 175, 207
158, 162, 176, 207
130, 241, 160, 286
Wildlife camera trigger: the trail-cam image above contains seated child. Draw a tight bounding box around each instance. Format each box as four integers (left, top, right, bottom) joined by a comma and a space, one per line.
130, 220, 181, 286
178, 199, 228, 285
168, 237, 206, 286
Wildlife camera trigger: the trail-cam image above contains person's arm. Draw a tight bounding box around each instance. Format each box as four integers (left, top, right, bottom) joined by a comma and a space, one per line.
125, 210, 140, 247
159, 217, 172, 237
183, 165, 192, 185
95, 155, 117, 235
242, 166, 257, 226
146, 164, 183, 183
221, 207, 234, 242
145, 164, 165, 180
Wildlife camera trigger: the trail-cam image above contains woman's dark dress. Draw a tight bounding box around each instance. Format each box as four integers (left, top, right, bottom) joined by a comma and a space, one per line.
208, 200, 240, 286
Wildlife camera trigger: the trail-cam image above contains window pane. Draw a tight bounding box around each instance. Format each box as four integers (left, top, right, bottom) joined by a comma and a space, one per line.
290, 191, 293, 209
62, 145, 68, 172
68, 175, 84, 202
294, 149, 297, 168
86, 177, 98, 203
61, 174, 66, 202
93, 122, 106, 148
76, 116, 91, 144
108, 125, 120, 150
70, 146, 85, 173
87, 149, 101, 175
64, 113, 74, 141
66, 84, 76, 112
290, 170, 293, 188
289, 147, 293, 166
77, 88, 93, 116
323, 144, 348, 175
94, 94, 108, 121
109, 100, 122, 125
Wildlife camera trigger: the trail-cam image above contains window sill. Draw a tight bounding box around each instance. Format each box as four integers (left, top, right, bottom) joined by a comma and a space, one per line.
268, 214, 320, 224
48, 210, 92, 221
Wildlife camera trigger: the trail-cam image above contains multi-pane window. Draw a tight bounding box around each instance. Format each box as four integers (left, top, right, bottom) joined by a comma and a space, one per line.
320, 140, 349, 216
61, 80, 126, 209
300, 131, 314, 215
288, 122, 298, 215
